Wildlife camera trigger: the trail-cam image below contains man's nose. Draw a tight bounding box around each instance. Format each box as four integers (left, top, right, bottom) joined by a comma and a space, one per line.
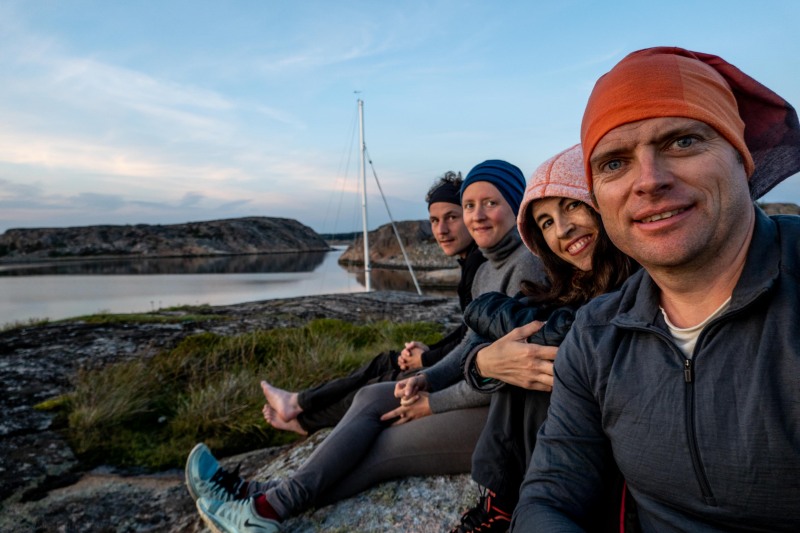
635, 151, 674, 195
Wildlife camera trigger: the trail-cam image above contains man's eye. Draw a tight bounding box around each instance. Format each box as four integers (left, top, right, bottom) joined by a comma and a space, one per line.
604, 159, 622, 172
675, 136, 695, 148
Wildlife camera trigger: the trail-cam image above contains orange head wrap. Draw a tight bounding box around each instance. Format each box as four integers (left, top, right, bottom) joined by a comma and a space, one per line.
581, 47, 800, 199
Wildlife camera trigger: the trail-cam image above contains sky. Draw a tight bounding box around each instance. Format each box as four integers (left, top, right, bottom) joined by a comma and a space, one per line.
1, 0, 799, 235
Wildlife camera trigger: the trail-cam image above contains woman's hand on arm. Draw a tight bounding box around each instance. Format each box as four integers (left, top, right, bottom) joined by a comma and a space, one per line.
475, 321, 558, 391
380, 392, 432, 425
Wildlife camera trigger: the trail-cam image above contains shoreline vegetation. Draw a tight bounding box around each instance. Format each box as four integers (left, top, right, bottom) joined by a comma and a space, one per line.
60, 317, 444, 470
1, 291, 472, 531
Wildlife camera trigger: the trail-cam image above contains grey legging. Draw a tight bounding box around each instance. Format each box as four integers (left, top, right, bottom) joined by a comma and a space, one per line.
258, 381, 488, 518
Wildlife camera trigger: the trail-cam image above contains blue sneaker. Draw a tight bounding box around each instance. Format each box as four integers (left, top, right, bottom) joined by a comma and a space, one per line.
185, 443, 246, 503
197, 496, 281, 533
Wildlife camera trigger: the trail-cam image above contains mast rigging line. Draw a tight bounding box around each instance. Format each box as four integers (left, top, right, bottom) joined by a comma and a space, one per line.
363, 145, 423, 295
354, 98, 422, 296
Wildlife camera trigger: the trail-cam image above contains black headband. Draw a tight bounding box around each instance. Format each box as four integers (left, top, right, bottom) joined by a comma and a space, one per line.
427, 181, 461, 207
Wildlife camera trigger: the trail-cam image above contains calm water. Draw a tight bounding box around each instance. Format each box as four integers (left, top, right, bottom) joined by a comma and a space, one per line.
0, 248, 431, 325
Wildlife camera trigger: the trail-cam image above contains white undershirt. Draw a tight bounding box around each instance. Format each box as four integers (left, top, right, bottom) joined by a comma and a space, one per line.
660, 296, 732, 358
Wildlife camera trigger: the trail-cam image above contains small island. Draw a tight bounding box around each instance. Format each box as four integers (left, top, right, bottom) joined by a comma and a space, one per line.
0, 217, 331, 262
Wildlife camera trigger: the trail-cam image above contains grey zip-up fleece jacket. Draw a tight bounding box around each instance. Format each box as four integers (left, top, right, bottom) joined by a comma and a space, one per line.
514, 207, 800, 532
424, 228, 547, 413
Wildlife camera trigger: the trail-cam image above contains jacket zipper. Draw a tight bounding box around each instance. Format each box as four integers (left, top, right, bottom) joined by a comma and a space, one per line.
614, 280, 770, 510
682, 357, 716, 505
623, 325, 717, 505
679, 302, 760, 506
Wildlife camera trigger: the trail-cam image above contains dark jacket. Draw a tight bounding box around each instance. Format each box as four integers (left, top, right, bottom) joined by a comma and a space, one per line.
514, 207, 800, 532
460, 291, 576, 392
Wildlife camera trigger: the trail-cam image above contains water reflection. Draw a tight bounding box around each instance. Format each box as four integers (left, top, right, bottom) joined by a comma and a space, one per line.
0, 252, 327, 276
345, 266, 456, 298
0, 249, 457, 325
347, 267, 419, 292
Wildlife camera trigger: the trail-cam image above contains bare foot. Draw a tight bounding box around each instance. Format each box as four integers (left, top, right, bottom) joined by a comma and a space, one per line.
260, 380, 303, 421
263, 404, 308, 436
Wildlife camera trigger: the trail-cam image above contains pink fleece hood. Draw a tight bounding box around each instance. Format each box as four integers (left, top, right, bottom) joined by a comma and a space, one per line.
517, 144, 593, 256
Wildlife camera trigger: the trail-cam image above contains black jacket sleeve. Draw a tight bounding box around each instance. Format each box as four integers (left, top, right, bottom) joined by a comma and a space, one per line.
461, 293, 576, 392
464, 291, 549, 341
421, 323, 468, 367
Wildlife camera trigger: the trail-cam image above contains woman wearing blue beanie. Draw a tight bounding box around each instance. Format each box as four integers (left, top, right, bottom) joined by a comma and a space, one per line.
461, 160, 527, 217
188, 160, 547, 532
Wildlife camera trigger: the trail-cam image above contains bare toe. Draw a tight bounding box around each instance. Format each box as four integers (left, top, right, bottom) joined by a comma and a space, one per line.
260, 380, 302, 421
263, 404, 308, 436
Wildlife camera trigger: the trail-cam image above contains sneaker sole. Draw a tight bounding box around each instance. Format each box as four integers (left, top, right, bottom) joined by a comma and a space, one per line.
185, 442, 211, 502
196, 499, 229, 533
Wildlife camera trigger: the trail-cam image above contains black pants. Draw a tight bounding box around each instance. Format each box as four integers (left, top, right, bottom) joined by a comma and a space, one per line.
296, 350, 409, 434
471, 385, 551, 507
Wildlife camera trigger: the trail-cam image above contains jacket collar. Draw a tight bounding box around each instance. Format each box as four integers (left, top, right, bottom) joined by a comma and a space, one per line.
480, 228, 522, 267
613, 205, 779, 329
457, 240, 481, 267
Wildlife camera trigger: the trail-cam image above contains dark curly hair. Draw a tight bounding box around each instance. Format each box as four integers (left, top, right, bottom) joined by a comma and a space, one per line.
425, 171, 463, 204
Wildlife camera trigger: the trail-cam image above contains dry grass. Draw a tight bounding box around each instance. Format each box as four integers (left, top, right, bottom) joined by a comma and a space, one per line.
61, 318, 443, 470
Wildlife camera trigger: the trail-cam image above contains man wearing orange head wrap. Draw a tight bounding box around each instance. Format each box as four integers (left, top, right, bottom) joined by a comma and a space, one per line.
513, 47, 800, 532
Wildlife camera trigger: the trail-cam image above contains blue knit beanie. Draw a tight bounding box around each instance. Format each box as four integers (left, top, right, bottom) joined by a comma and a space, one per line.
460, 160, 526, 216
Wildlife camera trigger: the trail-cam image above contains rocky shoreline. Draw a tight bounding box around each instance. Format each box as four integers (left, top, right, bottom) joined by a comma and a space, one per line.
0, 291, 477, 532
0, 217, 330, 263
338, 219, 458, 270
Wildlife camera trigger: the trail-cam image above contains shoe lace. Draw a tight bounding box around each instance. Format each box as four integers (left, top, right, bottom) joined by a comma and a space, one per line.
451, 489, 512, 533
210, 463, 245, 498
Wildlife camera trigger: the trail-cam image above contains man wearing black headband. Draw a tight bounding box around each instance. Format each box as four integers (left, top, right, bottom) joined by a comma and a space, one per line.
258, 171, 486, 436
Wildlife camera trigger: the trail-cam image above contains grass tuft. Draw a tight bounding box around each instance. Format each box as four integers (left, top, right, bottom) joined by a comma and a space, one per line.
63, 318, 443, 470
1, 316, 51, 332
75, 312, 227, 325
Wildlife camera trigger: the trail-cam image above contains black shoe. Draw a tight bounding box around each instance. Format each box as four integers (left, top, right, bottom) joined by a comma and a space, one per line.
449, 492, 512, 533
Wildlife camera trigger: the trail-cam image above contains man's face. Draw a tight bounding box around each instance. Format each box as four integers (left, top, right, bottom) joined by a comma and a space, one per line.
428, 201, 473, 257
589, 117, 752, 272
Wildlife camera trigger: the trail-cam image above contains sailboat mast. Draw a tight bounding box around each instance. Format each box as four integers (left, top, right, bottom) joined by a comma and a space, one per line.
358, 98, 371, 292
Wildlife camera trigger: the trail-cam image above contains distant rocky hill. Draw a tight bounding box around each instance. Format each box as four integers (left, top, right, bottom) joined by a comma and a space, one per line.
0, 217, 330, 262
760, 201, 800, 215
338, 220, 458, 270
